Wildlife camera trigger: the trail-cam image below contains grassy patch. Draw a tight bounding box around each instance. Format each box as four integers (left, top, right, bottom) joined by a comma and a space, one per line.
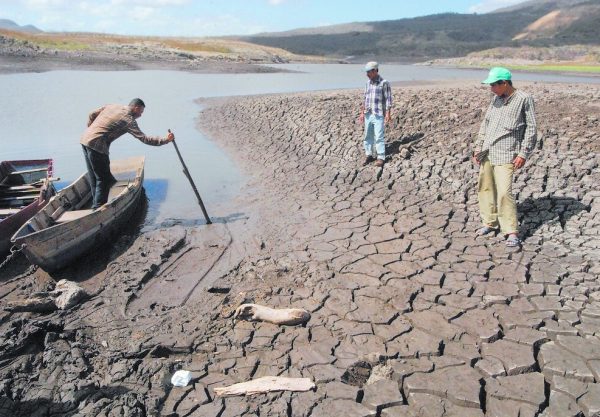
1, 30, 91, 50
34, 39, 90, 51
161, 39, 232, 54
510, 64, 600, 73
455, 60, 600, 74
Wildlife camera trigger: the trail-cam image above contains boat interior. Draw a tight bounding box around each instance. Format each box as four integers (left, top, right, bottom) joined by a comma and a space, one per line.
26, 172, 134, 232
0, 161, 52, 220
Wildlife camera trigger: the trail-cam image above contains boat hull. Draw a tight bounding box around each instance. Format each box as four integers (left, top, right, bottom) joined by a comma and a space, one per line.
12, 156, 144, 272
0, 159, 54, 255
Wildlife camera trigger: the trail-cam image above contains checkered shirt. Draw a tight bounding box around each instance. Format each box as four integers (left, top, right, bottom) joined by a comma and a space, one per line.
475, 89, 537, 165
363, 75, 392, 117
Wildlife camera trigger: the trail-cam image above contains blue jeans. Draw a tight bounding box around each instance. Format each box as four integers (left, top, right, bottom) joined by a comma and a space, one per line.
82, 145, 116, 209
363, 112, 385, 160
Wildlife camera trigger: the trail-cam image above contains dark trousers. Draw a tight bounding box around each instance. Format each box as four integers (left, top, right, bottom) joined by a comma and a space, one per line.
82, 145, 116, 209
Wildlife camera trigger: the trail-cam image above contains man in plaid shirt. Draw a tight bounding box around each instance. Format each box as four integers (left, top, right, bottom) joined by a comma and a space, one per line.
359, 61, 392, 168
473, 67, 537, 247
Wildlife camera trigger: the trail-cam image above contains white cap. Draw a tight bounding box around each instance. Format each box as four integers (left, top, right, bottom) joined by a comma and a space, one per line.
364, 61, 379, 71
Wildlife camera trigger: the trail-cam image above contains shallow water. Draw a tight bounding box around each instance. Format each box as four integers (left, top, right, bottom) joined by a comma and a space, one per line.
1, 64, 597, 228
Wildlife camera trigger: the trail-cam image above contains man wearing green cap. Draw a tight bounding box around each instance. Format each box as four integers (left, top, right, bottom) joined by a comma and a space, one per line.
473, 67, 537, 247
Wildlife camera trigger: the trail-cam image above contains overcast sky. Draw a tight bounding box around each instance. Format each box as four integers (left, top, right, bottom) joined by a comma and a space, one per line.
0, 0, 528, 37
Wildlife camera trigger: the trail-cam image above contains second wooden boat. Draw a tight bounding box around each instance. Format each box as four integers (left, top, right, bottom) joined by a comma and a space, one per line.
0, 159, 55, 255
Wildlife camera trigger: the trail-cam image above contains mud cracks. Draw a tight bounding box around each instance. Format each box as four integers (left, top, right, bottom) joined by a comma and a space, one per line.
2, 83, 600, 416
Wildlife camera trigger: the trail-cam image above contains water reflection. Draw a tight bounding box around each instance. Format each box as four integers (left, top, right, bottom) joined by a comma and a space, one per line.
156, 212, 248, 229
142, 178, 169, 226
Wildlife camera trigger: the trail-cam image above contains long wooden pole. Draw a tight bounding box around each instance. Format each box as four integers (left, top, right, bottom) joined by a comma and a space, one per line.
170, 135, 212, 224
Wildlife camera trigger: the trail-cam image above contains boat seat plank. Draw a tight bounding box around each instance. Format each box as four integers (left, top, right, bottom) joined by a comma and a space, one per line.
0, 208, 21, 216
0, 169, 47, 185
0, 184, 41, 188
0, 195, 38, 202
55, 209, 94, 224
7, 168, 48, 176
74, 193, 92, 210
0, 191, 41, 198
107, 181, 130, 201
50, 205, 67, 221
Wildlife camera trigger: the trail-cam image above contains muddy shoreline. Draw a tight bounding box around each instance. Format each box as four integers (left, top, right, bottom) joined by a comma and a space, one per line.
1, 82, 600, 416
0, 53, 288, 74
0, 36, 305, 74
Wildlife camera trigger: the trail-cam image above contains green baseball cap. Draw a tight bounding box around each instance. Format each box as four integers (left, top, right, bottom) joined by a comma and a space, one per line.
482, 67, 512, 84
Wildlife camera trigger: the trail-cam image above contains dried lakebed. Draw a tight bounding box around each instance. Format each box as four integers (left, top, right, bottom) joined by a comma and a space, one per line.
1, 82, 600, 417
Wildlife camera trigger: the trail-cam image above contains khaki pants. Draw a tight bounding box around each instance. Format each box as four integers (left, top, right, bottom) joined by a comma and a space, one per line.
478, 159, 518, 235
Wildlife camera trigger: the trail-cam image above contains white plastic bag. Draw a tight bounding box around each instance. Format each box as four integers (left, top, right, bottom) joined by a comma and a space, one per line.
171, 370, 192, 387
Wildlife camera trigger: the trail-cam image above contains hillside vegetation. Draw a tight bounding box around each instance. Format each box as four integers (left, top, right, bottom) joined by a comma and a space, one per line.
242, 0, 600, 61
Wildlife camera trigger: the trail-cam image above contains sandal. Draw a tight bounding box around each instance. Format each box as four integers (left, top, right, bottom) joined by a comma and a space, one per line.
506, 235, 521, 247
476, 226, 497, 237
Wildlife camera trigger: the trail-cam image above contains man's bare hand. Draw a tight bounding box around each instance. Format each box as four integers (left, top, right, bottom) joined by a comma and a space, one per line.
358, 113, 365, 124
513, 156, 526, 169
167, 129, 175, 142
385, 113, 391, 125
473, 152, 481, 166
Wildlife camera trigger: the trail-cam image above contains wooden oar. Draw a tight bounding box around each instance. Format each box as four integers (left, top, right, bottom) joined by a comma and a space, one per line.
169, 130, 212, 224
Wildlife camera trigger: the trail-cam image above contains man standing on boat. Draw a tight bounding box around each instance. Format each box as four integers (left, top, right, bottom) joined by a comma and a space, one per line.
80, 98, 174, 209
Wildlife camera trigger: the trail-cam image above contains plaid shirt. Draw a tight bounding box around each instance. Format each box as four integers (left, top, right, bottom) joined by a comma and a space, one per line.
80, 104, 168, 155
475, 89, 537, 165
364, 75, 392, 117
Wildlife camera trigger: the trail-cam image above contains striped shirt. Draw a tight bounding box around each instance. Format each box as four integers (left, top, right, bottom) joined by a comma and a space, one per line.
475, 89, 537, 165
80, 104, 168, 155
364, 75, 392, 117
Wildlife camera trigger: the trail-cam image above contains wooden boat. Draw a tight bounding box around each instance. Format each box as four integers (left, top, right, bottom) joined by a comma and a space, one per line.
0, 159, 55, 255
12, 156, 145, 272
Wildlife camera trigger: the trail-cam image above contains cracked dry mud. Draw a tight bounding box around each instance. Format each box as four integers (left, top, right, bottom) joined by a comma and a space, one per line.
1, 82, 600, 416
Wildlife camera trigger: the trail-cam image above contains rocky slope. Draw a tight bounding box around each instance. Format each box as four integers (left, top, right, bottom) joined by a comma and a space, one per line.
0, 82, 599, 416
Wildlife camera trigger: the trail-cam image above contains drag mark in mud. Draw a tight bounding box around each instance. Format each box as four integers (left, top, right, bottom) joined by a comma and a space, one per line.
125, 223, 233, 314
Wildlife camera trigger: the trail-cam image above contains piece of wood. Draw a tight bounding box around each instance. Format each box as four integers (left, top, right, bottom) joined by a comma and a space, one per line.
6, 168, 48, 176
171, 137, 212, 224
0, 168, 48, 185
0, 208, 20, 217
0, 184, 41, 193
234, 303, 311, 325
5, 296, 57, 313
0, 195, 37, 202
54, 209, 94, 224
214, 377, 315, 397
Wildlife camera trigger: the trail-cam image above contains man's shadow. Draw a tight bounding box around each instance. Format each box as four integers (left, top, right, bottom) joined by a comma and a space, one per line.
518, 196, 590, 239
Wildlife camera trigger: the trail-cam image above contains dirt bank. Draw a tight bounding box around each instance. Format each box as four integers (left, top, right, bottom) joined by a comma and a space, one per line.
1, 82, 600, 416
0, 33, 322, 74
0, 53, 286, 74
